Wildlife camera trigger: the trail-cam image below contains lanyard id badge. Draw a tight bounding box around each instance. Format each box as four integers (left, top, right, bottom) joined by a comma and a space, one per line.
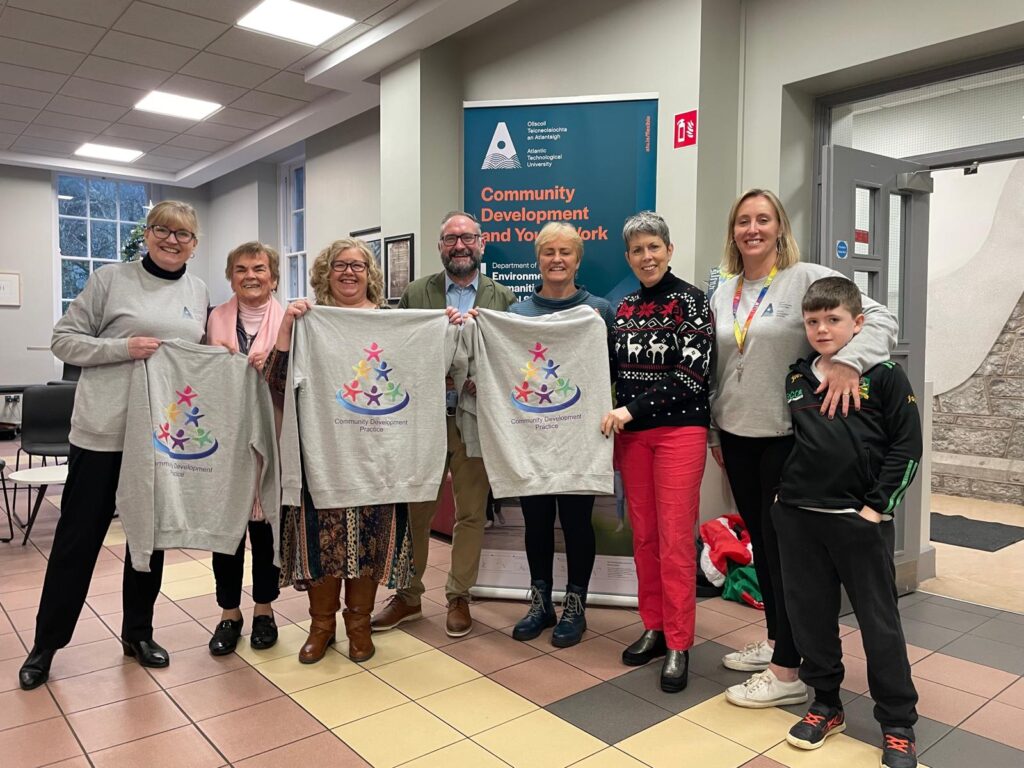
732, 265, 777, 380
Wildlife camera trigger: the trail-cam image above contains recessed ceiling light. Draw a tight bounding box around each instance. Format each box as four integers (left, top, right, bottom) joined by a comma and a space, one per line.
74, 143, 144, 162
237, 0, 355, 46
135, 91, 221, 121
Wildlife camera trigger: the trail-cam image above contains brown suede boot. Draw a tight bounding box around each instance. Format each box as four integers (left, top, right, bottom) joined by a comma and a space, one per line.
343, 577, 378, 663
298, 575, 341, 664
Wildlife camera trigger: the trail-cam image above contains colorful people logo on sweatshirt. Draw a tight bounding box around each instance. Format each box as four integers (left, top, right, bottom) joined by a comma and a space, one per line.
153, 385, 220, 460
336, 342, 411, 416
510, 341, 582, 414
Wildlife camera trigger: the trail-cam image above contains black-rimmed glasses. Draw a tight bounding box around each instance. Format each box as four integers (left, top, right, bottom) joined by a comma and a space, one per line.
440, 233, 481, 247
148, 224, 196, 244
331, 260, 367, 273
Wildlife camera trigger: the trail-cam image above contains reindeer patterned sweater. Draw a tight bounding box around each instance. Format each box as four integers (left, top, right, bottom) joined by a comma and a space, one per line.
612, 270, 713, 431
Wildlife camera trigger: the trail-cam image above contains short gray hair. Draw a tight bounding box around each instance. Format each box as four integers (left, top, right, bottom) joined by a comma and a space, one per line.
622, 211, 671, 248
439, 210, 481, 238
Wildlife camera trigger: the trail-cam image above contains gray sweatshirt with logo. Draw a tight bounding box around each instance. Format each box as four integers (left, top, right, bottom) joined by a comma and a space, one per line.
51, 260, 209, 452
454, 307, 614, 498
116, 341, 280, 572
280, 306, 459, 509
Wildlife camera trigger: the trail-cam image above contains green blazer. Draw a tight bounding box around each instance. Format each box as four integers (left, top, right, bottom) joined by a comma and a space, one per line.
398, 271, 517, 311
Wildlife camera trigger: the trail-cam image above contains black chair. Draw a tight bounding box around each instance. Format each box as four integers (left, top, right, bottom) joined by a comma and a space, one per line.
61, 363, 81, 382
0, 458, 11, 542
14, 384, 75, 518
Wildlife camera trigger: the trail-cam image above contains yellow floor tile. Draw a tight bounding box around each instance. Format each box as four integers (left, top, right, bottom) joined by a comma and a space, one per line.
419, 677, 537, 735
764, 734, 899, 768
160, 560, 214, 583
233, 623, 309, 664
678, 692, 798, 752
332, 701, 462, 767
359, 629, 433, 670
399, 739, 508, 767
571, 747, 650, 767
291, 670, 408, 727
371, 649, 480, 699
159, 574, 216, 601
255, 648, 362, 693
102, 528, 125, 547
616, 717, 756, 768
474, 709, 605, 768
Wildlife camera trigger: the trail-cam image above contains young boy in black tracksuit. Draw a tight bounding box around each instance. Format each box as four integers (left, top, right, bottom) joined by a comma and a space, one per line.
773, 277, 921, 768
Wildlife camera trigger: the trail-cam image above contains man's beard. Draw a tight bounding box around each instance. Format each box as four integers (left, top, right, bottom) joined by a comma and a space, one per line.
442, 249, 481, 277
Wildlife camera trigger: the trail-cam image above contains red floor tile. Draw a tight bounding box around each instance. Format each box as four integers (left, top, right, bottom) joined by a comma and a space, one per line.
146, 644, 247, 688
489, 653, 602, 706
233, 731, 368, 767
47, 637, 129, 681
197, 695, 324, 763
0, 630, 26, 661
911, 652, 1019, 698
66, 690, 189, 752
961, 699, 1024, 751
0, 685, 62, 730
912, 675, 988, 725
442, 628, 543, 674
994, 676, 1024, 710
552, 635, 631, 680
169, 666, 282, 721
48, 662, 161, 714
89, 724, 226, 768
0, 716, 84, 768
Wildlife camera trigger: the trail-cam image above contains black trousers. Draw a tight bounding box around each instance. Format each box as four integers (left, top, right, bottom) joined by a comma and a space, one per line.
773, 503, 918, 727
719, 431, 800, 668
35, 446, 164, 648
520, 494, 596, 589
211, 520, 281, 609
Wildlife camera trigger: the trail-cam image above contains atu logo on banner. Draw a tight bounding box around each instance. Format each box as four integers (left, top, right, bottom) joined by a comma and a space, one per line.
674, 110, 697, 149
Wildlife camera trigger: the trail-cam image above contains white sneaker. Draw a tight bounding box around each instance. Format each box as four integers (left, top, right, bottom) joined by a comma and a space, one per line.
484, 519, 493, 529
725, 669, 808, 709
722, 640, 773, 672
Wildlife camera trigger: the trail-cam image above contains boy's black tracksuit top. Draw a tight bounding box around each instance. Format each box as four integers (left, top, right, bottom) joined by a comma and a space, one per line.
777, 357, 922, 517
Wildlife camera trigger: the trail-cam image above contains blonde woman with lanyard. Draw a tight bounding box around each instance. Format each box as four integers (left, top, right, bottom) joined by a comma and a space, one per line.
708, 189, 897, 708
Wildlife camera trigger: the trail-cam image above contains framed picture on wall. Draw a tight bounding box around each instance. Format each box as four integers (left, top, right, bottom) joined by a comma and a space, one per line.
0, 272, 21, 307
350, 227, 384, 286
385, 234, 414, 301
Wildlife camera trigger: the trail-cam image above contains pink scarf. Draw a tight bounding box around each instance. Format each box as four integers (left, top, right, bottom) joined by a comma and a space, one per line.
206, 295, 286, 521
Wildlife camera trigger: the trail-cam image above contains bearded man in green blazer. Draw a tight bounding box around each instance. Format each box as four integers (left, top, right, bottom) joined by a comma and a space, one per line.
371, 210, 515, 638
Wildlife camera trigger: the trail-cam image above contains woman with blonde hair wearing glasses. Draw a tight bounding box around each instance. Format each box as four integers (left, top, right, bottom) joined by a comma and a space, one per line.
263, 238, 414, 664
20, 201, 209, 690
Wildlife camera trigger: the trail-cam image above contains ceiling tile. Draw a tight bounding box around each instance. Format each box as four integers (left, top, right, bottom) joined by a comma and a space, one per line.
0, 62, 69, 94
0, 103, 40, 123
362, 0, 418, 24
8, 0, 135, 28
207, 27, 310, 69
0, 119, 28, 135
113, 2, 229, 49
230, 90, 306, 117
143, 0, 257, 24
102, 122, 178, 143
180, 52, 277, 89
319, 22, 372, 51
166, 133, 228, 152
47, 95, 130, 121
257, 71, 332, 102
0, 84, 56, 109
148, 144, 208, 161
159, 74, 247, 106
185, 122, 251, 142
92, 30, 199, 71
119, 109, 197, 131
134, 154, 193, 172
74, 56, 174, 92
0, 8, 106, 54
0, 37, 86, 75
308, 0, 398, 21
208, 107, 276, 130
60, 77, 147, 108
22, 123, 100, 144
287, 49, 328, 74
0, 132, 16, 150
34, 111, 111, 134
12, 135, 80, 155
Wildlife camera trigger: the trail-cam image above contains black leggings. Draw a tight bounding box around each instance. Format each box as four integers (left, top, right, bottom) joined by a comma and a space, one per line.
211, 520, 281, 609
719, 431, 800, 668
35, 446, 164, 647
520, 494, 596, 589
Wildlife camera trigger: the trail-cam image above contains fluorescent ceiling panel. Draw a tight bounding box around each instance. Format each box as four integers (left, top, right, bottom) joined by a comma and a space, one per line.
135, 91, 222, 121
237, 0, 355, 46
74, 142, 144, 162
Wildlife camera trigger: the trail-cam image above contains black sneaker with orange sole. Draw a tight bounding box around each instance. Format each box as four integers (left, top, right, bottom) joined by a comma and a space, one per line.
786, 702, 846, 750
881, 726, 917, 768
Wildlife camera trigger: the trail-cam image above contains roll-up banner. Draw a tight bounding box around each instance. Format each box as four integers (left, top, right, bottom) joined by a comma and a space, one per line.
463, 94, 658, 605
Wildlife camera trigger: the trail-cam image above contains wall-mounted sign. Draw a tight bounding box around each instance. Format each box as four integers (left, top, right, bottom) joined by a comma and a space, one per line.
674, 109, 697, 149
836, 239, 849, 259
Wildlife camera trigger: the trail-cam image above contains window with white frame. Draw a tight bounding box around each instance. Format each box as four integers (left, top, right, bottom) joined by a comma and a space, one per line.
57, 174, 149, 314
280, 160, 306, 300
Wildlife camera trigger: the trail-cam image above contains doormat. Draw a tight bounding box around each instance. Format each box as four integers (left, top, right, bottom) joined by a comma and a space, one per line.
930, 513, 1024, 552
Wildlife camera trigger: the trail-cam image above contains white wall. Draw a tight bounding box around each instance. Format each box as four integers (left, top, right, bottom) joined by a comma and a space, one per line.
306, 107, 381, 265
739, 0, 1024, 252
0, 165, 58, 385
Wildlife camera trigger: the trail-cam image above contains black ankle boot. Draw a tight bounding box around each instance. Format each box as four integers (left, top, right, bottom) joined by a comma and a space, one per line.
551, 583, 587, 648
512, 580, 556, 641
19, 646, 55, 690
621, 629, 667, 666
660, 649, 689, 692
121, 638, 170, 668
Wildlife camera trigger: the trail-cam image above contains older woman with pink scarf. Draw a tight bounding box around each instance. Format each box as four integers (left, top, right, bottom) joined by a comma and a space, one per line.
205, 241, 286, 656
